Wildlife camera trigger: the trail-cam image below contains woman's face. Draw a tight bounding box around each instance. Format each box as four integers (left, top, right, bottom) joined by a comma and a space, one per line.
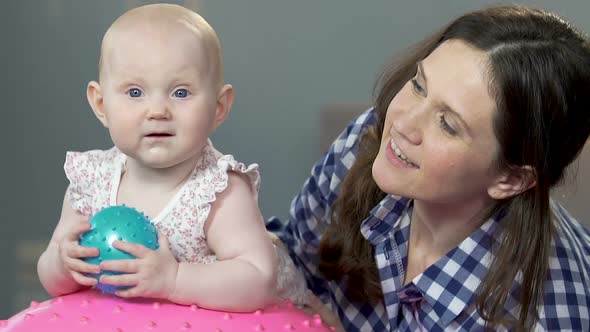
372, 39, 503, 205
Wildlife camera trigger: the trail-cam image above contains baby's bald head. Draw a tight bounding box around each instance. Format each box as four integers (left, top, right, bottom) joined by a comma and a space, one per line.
98, 4, 223, 87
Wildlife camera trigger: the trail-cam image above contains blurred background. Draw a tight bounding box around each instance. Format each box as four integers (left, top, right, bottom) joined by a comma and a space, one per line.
2, 0, 589, 317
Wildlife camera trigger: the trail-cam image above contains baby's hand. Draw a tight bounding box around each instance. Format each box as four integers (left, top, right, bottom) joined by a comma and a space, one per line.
98, 232, 178, 300
57, 216, 100, 287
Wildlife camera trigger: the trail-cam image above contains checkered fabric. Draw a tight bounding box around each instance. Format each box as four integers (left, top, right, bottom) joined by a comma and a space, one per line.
267, 107, 590, 331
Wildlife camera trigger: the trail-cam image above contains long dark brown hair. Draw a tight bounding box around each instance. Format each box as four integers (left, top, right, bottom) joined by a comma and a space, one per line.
318, 5, 590, 329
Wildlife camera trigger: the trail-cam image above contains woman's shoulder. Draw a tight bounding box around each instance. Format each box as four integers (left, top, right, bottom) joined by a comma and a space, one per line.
551, 200, 590, 253
332, 107, 378, 154
316, 107, 378, 176
547, 200, 590, 293
508, 201, 590, 329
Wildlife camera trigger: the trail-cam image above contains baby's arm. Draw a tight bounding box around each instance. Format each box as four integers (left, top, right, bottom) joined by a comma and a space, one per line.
37, 191, 100, 295
167, 172, 278, 311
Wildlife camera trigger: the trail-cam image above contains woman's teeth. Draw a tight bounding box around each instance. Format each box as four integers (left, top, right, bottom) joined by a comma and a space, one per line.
390, 139, 418, 167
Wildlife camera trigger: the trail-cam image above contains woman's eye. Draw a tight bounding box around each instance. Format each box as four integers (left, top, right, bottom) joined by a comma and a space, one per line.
410, 79, 426, 96
438, 113, 458, 136
127, 88, 143, 98
173, 89, 191, 98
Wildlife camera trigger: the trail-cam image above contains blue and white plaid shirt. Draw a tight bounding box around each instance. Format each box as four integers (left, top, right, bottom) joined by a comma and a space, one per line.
267, 108, 590, 331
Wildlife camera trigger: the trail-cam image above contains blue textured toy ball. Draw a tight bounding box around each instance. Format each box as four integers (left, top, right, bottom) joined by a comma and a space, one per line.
79, 205, 159, 294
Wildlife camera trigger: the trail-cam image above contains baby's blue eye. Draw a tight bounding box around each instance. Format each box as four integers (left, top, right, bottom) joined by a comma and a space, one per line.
127, 88, 143, 98
173, 89, 191, 98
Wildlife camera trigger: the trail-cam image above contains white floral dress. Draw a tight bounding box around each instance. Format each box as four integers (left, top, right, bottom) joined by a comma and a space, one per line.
64, 140, 259, 264
64, 140, 308, 304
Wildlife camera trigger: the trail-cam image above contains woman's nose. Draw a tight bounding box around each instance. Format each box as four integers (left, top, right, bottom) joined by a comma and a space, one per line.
392, 106, 424, 145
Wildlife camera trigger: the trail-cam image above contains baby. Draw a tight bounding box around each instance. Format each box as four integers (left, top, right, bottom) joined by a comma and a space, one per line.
37, 3, 306, 312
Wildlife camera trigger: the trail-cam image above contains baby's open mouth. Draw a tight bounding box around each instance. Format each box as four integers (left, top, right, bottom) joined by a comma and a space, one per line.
146, 133, 173, 137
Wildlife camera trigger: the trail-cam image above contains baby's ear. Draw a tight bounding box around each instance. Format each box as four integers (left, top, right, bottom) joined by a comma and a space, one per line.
487, 165, 537, 200
213, 84, 234, 130
87, 81, 108, 127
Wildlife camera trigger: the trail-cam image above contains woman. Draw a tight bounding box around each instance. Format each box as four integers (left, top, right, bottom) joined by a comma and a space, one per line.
269, 5, 590, 331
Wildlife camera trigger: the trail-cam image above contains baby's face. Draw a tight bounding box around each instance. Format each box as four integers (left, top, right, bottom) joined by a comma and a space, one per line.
98, 22, 221, 169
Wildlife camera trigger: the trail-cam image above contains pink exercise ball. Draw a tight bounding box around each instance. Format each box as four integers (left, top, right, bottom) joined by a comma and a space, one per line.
0, 289, 334, 331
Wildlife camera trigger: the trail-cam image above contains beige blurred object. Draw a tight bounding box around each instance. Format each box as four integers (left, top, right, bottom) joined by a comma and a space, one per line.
13, 240, 49, 313
319, 103, 370, 155
319, 103, 589, 227
183, 0, 201, 10
47, 0, 64, 18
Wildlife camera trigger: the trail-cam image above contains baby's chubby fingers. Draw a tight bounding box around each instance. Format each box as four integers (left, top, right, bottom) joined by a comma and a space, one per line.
100, 273, 138, 287
115, 285, 144, 298
99, 258, 139, 274
111, 240, 153, 258
70, 270, 98, 287
65, 257, 101, 275
67, 243, 99, 259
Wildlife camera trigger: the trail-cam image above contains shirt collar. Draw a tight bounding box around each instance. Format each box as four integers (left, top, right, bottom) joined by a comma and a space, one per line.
412, 215, 501, 326
362, 194, 504, 327
360, 195, 410, 244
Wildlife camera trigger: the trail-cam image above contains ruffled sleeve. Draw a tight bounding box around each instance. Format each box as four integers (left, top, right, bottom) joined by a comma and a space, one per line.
190, 145, 261, 238
63, 149, 109, 215
216, 155, 260, 197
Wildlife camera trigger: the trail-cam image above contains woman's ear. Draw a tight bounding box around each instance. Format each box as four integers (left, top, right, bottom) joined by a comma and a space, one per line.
212, 84, 234, 130
488, 165, 537, 200
87, 81, 109, 127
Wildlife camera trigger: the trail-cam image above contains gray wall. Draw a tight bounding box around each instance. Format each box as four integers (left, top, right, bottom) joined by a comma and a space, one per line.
3, 0, 589, 317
